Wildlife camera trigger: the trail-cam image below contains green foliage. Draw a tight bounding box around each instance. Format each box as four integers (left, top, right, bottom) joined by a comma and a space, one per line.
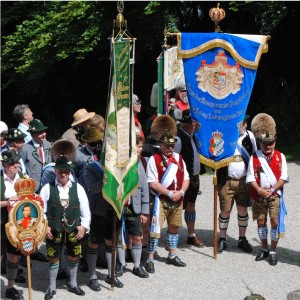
144, 1, 160, 15
2, 1, 102, 73
228, 1, 288, 34
1, 0, 299, 162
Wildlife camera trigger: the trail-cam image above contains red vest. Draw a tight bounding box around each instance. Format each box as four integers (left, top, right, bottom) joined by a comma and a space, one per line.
153, 153, 184, 202
249, 150, 282, 202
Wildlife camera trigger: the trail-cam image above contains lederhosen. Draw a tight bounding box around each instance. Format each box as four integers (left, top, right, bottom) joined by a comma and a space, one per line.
46, 181, 82, 259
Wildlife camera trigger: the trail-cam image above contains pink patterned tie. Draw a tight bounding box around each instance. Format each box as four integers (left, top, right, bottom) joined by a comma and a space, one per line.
38, 146, 44, 163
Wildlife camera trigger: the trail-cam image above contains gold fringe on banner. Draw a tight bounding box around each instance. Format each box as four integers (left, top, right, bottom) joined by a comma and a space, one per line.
199, 153, 233, 170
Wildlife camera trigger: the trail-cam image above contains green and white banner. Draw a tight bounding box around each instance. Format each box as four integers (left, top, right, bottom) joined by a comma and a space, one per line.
101, 39, 139, 219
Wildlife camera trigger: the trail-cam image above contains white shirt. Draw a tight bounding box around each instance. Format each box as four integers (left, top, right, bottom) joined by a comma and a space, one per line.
3, 172, 20, 198
228, 130, 257, 179
18, 123, 32, 143
146, 152, 189, 189
39, 178, 91, 232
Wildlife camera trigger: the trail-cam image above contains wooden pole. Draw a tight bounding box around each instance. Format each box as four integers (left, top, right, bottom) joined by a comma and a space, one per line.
110, 211, 116, 291
213, 170, 218, 259
27, 255, 32, 300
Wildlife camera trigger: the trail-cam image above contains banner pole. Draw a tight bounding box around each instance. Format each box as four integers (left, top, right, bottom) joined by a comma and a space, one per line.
110, 211, 116, 291
213, 170, 218, 259
27, 255, 32, 300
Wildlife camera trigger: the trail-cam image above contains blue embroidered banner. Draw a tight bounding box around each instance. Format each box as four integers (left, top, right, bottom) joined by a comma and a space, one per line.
178, 32, 269, 169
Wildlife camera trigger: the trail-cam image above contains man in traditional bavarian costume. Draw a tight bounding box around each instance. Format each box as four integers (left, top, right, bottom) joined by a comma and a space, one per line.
79, 129, 124, 290
174, 108, 205, 248
20, 119, 52, 193
40, 155, 91, 299
246, 113, 289, 266
1, 149, 25, 299
145, 115, 190, 274
216, 115, 257, 254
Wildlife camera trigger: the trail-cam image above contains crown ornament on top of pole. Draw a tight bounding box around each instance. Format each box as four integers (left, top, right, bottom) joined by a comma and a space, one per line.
209, 3, 226, 33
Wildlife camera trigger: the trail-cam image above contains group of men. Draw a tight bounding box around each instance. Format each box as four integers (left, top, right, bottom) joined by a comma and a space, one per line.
0, 91, 289, 300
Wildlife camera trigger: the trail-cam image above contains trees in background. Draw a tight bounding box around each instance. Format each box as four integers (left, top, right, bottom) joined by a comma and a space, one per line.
1, 1, 299, 150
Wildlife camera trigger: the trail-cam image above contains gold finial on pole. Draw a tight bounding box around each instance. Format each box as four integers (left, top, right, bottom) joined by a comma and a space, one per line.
113, 1, 127, 30
162, 25, 169, 50
209, 3, 226, 33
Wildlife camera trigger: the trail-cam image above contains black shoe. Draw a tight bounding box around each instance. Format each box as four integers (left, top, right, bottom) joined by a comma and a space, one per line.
166, 256, 186, 267
44, 288, 56, 300
145, 261, 155, 274
57, 269, 69, 280
31, 251, 48, 262
5, 287, 24, 300
217, 239, 227, 253
238, 237, 253, 253
15, 273, 26, 284
132, 265, 149, 278
255, 249, 269, 261
105, 276, 124, 288
115, 262, 126, 277
78, 258, 89, 272
89, 278, 101, 291
269, 253, 278, 266
67, 285, 85, 296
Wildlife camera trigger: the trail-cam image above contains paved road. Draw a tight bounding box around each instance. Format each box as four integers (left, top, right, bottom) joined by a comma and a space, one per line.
1, 161, 300, 300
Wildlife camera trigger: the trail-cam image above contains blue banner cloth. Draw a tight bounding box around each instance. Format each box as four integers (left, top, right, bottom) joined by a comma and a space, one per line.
178, 33, 268, 169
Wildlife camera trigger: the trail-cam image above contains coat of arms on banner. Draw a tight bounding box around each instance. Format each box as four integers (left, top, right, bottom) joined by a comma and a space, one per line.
209, 130, 224, 156
196, 50, 244, 100
5, 177, 47, 255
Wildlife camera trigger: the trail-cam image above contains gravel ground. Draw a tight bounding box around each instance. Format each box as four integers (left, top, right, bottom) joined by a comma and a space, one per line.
1, 161, 299, 300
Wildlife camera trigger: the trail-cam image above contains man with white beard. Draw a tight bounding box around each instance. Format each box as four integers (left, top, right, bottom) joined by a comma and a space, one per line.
173, 82, 190, 112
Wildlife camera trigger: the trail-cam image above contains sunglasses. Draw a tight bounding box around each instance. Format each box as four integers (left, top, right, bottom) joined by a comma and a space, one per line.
261, 141, 275, 146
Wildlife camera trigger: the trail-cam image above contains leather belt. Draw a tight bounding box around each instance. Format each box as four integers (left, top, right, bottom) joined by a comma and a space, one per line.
232, 155, 244, 162
228, 176, 246, 181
